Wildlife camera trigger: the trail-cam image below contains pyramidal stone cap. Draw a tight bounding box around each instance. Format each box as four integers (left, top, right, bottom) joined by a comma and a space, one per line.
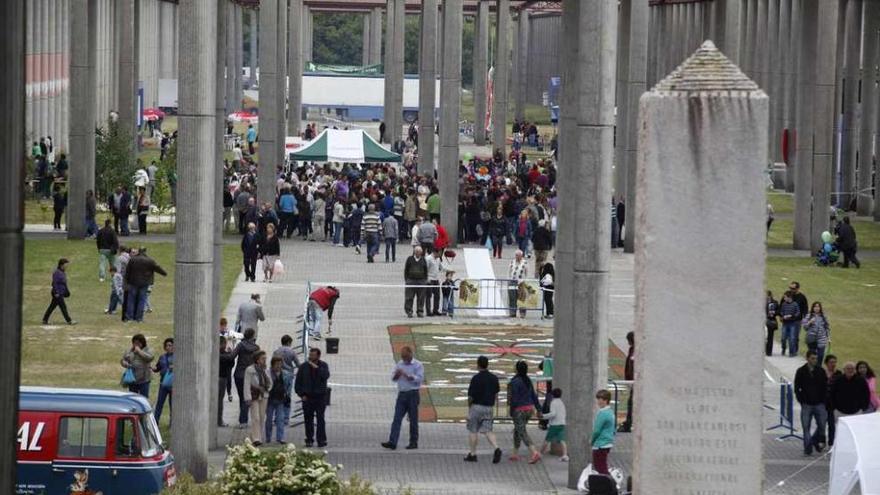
652, 40, 764, 95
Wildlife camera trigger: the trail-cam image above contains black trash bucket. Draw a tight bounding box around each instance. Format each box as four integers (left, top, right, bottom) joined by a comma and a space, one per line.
326, 337, 340, 354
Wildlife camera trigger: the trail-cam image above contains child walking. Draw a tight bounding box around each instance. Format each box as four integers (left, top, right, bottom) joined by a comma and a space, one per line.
441, 270, 458, 317
540, 388, 568, 461
105, 266, 123, 314
591, 389, 616, 474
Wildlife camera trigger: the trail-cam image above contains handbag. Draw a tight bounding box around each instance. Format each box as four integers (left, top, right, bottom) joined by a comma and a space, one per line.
161, 371, 174, 389
121, 368, 136, 386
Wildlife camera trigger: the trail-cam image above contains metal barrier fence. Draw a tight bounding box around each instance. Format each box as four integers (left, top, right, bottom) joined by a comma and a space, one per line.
766, 380, 802, 441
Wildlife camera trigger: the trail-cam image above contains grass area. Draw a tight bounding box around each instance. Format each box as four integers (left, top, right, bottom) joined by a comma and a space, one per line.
768, 218, 880, 251
21, 239, 242, 434
387, 324, 627, 421
768, 190, 794, 215
766, 256, 880, 363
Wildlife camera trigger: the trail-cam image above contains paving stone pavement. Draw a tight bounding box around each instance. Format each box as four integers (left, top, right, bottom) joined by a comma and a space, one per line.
212, 239, 837, 494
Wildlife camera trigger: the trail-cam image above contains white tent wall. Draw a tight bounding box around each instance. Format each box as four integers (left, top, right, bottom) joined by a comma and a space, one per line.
829, 413, 880, 495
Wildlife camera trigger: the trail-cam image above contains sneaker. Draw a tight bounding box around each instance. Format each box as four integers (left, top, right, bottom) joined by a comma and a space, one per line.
104, 309, 110, 314
305, 441, 314, 448
317, 442, 327, 447
405, 444, 418, 450
528, 452, 542, 464
464, 453, 477, 462
67, 320, 78, 326
228, 394, 233, 402
381, 442, 396, 450
99, 278, 105, 283
560, 455, 570, 462
493, 448, 502, 464
355, 246, 361, 254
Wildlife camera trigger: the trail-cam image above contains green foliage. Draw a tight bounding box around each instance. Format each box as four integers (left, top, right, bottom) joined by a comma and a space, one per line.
152, 141, 177, 215
95, 119, 135, 199
314, 13, 365, 66
160, 473, 219, 495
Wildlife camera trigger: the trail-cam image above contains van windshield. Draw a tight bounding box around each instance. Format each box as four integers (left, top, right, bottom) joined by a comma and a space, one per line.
138, 414, 164, 457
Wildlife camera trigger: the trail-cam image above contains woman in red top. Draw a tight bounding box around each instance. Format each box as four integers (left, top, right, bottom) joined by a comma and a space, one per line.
433, 219, 449, 260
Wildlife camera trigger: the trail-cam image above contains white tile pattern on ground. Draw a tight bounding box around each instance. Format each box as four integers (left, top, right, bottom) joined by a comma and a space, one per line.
213, 239, 835, 493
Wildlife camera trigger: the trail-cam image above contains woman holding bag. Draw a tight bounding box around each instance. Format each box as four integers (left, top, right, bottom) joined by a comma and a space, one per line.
244, 351, 272, 446
121, 333, 155, 398
804, 302, 830, 365
507, 360, 542, 464
259, 223, 281, 283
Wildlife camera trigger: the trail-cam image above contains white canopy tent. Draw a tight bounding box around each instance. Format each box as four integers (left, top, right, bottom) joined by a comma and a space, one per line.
828, 413, 880, 495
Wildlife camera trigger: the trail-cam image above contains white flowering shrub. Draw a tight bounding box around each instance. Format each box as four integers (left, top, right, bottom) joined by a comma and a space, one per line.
220, 440, 342, 495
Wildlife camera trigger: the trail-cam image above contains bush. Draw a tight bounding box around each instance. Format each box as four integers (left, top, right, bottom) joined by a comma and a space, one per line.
221, 441, 342, 495
95, 119, 136, 200
159, 442, 419, 495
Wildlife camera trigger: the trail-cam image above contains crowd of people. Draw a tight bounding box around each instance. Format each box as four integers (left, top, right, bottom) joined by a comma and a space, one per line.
767, 280, 879, 457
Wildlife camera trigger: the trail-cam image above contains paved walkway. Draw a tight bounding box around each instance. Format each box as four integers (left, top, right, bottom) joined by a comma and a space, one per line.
211, 239, 836, 494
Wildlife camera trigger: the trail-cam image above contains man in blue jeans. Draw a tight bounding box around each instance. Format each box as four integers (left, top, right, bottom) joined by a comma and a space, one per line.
779, 291, 802, 357
382, 346, 424, 450
153, 338, 174, 423
124, 248, 167, 322
794, 350, 828, 455
266, 356, 293, 444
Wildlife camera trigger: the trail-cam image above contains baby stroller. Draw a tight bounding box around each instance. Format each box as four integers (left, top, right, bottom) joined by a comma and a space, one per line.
815, 243, 839, 267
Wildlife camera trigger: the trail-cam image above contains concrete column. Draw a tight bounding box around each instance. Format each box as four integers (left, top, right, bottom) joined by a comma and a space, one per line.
621, 0, 648, 255
370, 7, 382, 65
225, 2, 236, 114
755, 0, 768, 93
418, 0, 438, 174
234, 5, 244, 107
553, 0, 617, 488
793, 0, 816, 249
303, 8, 312, 63
439, 0, 461, 245
47, 0, 56, 147
860, 0, 879, 216
472, 1, 489, 146
767, 0, 781, 164
362, 14, 370, 66
210, 0, 227, 451
383, 1, 395, 143
159, 2, 174, 79
839, 0, 862, 208
258, 0, 278, 202
514, 11, 528, 122
492, 0, 510, 151
68, 0, 96, 239
741, 0, 755, 79
116, 0, 136, 151
171, 0, 217, 481
249, 8, 257, 86
172, 1, 179, 78
647, 6, 660, 88
289, 0, 303, 135
392, 0, 405, 143
0, 0, 25, 490
780, 0, 796, 191
718, 0, 743, 66
632, 41, 767, 495
26, 0, 34, 140
275, 0, 288, 164
663, 4, 674, 74
810, 0, 841, 252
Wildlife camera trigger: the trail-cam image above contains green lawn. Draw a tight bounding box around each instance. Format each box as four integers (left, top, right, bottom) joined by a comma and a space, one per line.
21, 239, 242, 432
766, 256, 880, 363
768, 218, 880, 251
768, 190, 794, 215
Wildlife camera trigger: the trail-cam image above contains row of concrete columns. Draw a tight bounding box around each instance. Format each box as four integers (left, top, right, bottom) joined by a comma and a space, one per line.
25, 0, 71, 150
382, 0, 405, 144
0, 0, 26, 490
645, 0, 880, 251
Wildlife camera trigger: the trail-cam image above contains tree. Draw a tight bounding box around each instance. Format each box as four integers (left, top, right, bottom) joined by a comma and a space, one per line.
95, 119, 136, 200
313, 13, 363, 65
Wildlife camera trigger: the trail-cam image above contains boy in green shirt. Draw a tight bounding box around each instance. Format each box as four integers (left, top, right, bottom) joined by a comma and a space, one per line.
590, 389, 615, 475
